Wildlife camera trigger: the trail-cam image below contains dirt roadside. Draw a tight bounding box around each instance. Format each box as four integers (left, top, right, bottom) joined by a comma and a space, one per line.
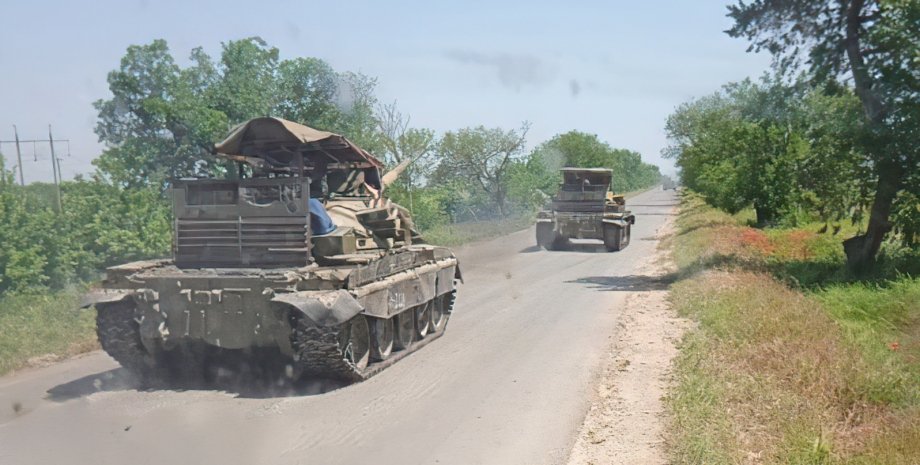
565, 213, 690, 465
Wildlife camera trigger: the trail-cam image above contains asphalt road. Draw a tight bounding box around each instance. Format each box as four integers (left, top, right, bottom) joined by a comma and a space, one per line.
0, 188, 677, 465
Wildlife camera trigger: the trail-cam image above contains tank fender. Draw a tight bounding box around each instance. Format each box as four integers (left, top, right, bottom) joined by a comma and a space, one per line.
601, 218, 629, 228
79, 289, 132, 309
272, 290, 363, 327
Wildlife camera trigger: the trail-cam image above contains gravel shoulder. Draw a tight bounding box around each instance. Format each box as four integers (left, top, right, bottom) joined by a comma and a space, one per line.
566, 206, 690, 465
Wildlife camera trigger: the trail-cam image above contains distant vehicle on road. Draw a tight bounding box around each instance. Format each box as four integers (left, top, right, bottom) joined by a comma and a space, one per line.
536, 168, 635, 251
661, 176, 677, 190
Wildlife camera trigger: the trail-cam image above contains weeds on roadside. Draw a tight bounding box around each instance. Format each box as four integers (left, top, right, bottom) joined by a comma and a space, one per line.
666, 192, 920, 464
0, 289, 97, 375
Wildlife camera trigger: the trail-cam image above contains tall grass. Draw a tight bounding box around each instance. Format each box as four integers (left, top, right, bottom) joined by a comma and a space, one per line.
666, 192, 920, 464
0, 289, 97, 375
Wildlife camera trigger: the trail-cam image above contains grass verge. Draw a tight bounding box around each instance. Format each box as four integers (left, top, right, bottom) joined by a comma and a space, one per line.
0, 289, 97, 376
666, 192, 920, 464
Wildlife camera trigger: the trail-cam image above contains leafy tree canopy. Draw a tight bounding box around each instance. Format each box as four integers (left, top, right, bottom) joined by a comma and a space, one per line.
727, 0, 920, 269
531, 131, 661, 194
93, 37, 381, 188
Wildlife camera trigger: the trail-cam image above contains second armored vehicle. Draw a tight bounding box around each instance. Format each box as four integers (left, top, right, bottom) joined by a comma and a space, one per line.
82, 117, 461, 383
536, 168, 635, 251
662, 176, 677, 190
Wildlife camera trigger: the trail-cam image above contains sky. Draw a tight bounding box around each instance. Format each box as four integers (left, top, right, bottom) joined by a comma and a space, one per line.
0, 0, 771, 183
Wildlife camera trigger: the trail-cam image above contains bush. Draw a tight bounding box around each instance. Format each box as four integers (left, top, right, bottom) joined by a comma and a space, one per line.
0, 161, 170, 293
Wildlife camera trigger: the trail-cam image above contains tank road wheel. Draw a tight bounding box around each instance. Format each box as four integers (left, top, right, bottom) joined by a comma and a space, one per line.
536, 222, 555, 249
604, 224, 624, 252
95, 301, 163, 383
339, 316, 371, 372
429, 297, 447, 333
429, 291, 455, 333
369, 317, 395, 361
537, 222, 569, 251
415, 302, 432, 339
394, 311, 415, 351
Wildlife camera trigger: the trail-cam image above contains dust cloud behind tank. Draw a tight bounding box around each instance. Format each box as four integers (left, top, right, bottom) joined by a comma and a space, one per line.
536, 168, 635, 251
81, 117, 461, 386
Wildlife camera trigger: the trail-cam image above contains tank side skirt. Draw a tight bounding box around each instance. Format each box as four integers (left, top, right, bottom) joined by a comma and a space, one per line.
353, 259, 457, 318
79, 289, 132, 308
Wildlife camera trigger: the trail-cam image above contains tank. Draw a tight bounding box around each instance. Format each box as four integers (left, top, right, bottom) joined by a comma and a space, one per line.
662, 176, 677, 190
535, 168, 635, 251
81, 117, 461, 383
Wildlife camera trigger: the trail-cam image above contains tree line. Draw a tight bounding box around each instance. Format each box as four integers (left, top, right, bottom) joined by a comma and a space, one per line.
0, 36, 660, 294
666, 0, 919, 272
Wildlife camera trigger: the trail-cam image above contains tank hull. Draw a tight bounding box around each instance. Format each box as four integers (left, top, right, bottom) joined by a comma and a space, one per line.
535, 168, 636, 252
536, 211, 634, 251
84, 246, 460, 382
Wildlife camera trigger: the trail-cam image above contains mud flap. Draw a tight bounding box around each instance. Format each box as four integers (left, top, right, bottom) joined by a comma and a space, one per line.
602, 219, 629, 251
602, 218, 629, 229
79, 289, 132, 309
272, 290, 364, 327
536, 219, 556, 247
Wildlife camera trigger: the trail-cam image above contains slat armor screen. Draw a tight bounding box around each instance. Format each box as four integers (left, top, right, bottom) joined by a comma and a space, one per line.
172, 178, 311, 267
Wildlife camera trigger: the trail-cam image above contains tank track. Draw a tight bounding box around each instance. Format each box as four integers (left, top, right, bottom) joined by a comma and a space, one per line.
291, 321, 363, 381
291, 290, 456, 382
96, 301, 164, 382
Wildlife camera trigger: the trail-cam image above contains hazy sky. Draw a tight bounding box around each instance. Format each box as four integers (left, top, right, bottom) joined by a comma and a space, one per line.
0, 0, 771, 183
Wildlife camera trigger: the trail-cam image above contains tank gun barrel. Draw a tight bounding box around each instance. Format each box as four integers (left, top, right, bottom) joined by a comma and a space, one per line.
380, 156, 415, 188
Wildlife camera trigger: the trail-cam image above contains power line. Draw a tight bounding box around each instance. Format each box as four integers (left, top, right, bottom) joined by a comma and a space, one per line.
0, 125, 71, 213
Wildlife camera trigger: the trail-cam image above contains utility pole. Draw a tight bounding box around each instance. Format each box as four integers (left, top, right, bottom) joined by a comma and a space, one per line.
13, 125, 24, 186
0, 127, 70, 207
48, 125, 62, 213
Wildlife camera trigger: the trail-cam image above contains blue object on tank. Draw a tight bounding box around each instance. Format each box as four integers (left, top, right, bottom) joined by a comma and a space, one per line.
309, 199, 337, 235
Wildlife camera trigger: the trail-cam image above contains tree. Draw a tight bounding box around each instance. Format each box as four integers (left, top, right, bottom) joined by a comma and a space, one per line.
435, 124, 530, 217
375, 101, 437, 210
532, 131, 661, 194
274, 57, 340, 126
93, 38, 385, 188
665, 78, 812, 225
211, 38, 279, 123
0, 157, 170, 293
664, 74, 878, 228
796, 87, 871, 227
728, 0, 920, 269
506, 151, 558, 212
93, 39, 204, 188
331, 71, 385, 156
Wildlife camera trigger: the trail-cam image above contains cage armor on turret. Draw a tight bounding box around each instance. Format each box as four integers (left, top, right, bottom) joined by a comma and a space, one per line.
82, 117, 461, 383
